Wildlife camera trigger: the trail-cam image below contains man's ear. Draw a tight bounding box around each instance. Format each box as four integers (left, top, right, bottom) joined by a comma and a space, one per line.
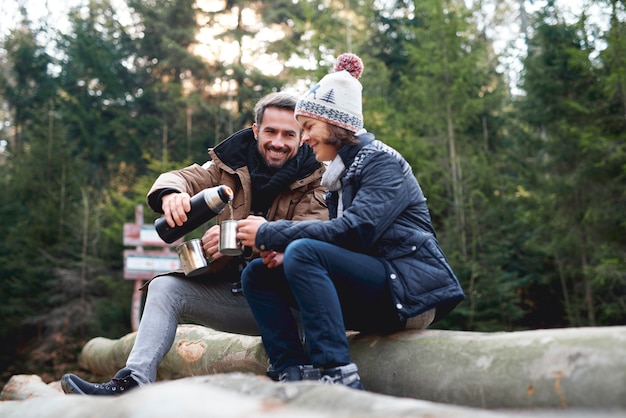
252, 123, 259, 139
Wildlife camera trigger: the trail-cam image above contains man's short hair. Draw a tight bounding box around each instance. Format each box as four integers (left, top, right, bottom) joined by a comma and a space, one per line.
254, 92, 298, 125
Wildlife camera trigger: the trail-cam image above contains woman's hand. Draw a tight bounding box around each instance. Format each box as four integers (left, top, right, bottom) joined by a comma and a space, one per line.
260, 250, 283, 269
236, 215, 267, 249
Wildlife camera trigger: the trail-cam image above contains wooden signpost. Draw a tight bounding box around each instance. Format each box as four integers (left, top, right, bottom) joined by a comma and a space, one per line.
123, 205, 182, 331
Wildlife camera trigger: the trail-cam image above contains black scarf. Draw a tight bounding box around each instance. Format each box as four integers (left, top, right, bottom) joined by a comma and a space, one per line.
248, 144, 318, 216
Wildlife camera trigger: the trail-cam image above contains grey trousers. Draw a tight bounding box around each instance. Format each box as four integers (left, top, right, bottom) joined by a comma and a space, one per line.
125, 274, 259, 385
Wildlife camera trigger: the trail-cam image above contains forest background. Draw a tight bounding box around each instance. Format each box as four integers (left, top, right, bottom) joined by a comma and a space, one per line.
0, 0, 624, 388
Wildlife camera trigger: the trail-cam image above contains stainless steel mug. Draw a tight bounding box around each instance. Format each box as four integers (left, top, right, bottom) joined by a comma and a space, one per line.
218, 220, 242, 256
176, 239, 210, 276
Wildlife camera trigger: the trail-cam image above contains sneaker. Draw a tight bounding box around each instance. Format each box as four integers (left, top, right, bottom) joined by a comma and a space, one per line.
320, 363, 365, 390
278, 365, 321, 382
266, 365, 280, 382
61, 368, 139, 395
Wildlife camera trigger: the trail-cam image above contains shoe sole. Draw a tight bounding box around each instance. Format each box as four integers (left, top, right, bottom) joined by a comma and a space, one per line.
60, 376, 87, 395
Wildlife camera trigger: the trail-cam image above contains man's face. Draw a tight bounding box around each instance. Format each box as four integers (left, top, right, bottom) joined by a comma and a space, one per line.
252, 107, 301, 169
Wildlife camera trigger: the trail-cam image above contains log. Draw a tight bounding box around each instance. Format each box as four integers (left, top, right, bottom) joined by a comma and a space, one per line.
78, 324, 269, 379
0, 373, 620, 418
350, 326, 626, 409
0, 375, 63, 401
74, 325, 626, 410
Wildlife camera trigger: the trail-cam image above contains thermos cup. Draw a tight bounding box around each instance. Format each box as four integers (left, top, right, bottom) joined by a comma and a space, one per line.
155, 185, 234, 244
218, 220, 242, 256
175, 239, 211, 276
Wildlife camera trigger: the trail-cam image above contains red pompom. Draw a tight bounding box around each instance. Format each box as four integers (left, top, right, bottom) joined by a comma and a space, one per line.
334, 53, 363, 79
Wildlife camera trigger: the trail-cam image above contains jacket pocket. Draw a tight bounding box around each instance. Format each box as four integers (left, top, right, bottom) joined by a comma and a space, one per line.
379, 229, 430, 259
387, 232, 461, 318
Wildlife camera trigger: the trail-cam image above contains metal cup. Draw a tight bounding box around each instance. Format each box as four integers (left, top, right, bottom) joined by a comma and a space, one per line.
219, 220, 242, 256
176, 239, 211, 276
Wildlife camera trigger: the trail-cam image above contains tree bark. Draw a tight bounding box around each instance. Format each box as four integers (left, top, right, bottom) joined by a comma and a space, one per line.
4, 372, 622, 418
350, 326, 626, 409
77, 325, 269, 379
73, 324, 626, 410
0, 375, 62, 401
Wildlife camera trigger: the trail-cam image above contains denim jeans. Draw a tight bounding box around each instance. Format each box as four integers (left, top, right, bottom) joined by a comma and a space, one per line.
241, 238, 403, 373
125, 272, 258, 385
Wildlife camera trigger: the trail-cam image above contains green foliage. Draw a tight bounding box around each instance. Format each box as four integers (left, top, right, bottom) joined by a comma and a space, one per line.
514, 2, 626, 327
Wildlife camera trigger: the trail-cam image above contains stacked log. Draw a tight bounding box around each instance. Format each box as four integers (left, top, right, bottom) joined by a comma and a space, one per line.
1, 372, 620, 418
2, 325, 625, 418
75, 325, 626, 409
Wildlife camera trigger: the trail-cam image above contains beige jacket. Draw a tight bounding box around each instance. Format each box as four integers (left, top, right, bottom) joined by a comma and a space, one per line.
146, 128, 327, 274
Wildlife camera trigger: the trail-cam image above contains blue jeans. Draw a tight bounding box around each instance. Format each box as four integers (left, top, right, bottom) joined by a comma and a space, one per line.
241, 238, 403, 373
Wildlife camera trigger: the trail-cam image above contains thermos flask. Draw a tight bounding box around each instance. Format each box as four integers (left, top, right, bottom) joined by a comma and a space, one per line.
155, 185, 234, 243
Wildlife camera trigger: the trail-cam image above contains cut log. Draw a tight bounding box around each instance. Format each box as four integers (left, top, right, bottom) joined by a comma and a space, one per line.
74, 325, 626, 409
350, 326, 626, 409
78, 324, 269, 379
0, 375, 63, 401
0, 373, 622, 418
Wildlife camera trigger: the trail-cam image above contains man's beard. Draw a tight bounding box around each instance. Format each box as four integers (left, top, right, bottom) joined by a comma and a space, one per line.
258, 144, 291, 171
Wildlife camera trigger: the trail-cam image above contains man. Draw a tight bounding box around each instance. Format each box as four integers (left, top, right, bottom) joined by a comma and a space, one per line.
60, 92, 328, 395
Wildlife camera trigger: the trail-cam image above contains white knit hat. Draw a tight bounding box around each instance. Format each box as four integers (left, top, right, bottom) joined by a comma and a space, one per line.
295, 53, 364, 132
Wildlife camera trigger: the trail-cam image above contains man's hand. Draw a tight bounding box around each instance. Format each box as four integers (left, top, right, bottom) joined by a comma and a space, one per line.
201, 224, 222, 260
161, 192, 192, 227
236, 215, 267, 249
260, 250, 283, 269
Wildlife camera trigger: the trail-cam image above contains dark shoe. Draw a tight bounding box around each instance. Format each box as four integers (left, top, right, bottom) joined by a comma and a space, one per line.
320, 363, 364, 390
278, 365, 321, 382
266, 365, 280, 381
61, 368, 139, 395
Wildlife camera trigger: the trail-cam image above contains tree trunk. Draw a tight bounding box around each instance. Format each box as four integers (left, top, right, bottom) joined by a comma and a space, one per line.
0, 375, 62, 401
75, 324, 626, 409
78, 325, 269, 379
442, 43, 467, 258
4, 372, 622, 418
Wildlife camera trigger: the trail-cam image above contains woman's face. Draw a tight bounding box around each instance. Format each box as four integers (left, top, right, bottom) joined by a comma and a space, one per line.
297, 116, 339, 162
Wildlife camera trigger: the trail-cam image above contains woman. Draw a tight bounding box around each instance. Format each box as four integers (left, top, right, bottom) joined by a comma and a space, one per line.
237, 53, 465, 390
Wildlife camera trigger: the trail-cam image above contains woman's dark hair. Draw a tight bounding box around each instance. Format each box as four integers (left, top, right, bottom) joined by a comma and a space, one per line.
324, 124, 359, 149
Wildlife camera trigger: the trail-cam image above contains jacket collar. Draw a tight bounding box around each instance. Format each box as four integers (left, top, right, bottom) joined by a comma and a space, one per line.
210, 127, 255, 171
338, 132, 375, 167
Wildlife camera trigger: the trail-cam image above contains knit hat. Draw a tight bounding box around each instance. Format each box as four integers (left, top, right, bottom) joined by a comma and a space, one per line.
295, 53, 364, 132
